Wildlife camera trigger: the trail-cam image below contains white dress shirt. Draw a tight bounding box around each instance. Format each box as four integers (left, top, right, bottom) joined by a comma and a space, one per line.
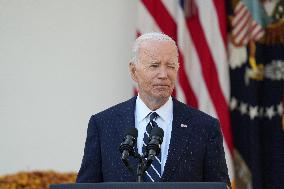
134, 95, 173, 175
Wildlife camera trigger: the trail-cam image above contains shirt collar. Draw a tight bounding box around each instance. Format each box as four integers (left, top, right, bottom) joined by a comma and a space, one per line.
136, 94, 173, 124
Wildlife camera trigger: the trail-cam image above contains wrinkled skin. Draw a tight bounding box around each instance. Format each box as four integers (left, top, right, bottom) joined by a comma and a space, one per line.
129, 40, 179, 110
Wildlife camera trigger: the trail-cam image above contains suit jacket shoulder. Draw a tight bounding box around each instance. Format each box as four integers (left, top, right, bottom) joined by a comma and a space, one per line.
92, 96, 137, 121
173, 98, 220, 130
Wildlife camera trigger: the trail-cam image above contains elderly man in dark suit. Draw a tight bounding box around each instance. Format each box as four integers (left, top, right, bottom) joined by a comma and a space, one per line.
76, 32, 231, 187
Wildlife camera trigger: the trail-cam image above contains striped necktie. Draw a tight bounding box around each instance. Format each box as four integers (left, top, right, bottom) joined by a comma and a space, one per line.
143, 112, 162, 182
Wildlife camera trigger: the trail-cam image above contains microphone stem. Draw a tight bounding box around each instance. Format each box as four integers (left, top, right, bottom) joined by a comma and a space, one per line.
136, 163, 143, 182
136, 153, 144, 182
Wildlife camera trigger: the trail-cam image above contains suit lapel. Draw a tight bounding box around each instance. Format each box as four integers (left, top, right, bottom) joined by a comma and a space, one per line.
115, 96, 137, 141
113, 97, 137, 181
161, 98, 193, 181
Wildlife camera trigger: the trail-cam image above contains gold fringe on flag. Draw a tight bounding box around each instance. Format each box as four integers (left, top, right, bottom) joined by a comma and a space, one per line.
248, 41, 264, 81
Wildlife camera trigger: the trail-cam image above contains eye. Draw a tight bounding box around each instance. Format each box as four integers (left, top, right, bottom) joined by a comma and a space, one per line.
150, 64, 159, 68
167, 64, 176, 69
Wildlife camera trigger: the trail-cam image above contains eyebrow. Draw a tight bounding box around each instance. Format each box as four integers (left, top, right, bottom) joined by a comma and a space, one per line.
148, 61, 177, 65
167, 62, 176, 64
150, 60, 160, 63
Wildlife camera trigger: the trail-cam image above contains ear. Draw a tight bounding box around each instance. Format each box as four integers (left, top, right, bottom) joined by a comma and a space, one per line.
129, 62, 138, 82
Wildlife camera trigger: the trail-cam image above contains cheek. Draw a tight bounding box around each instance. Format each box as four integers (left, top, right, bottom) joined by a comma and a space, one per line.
169, 72, 178, 83
141, 72, 155, 83
137, 73, 152, 87
144, 79, 154, 89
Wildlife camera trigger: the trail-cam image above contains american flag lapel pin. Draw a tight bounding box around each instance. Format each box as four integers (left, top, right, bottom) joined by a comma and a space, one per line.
181, 123, 187, 128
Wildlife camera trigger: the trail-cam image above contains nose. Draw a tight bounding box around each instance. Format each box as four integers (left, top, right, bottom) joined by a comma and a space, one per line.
157, 66, 168, 79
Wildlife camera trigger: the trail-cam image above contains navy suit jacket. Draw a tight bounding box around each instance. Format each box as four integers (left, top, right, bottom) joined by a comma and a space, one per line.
76, 96, 230, 186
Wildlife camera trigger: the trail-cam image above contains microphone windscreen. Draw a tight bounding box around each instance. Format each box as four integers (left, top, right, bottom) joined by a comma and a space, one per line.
124, 127, 138, 138
150, 127, 164, 138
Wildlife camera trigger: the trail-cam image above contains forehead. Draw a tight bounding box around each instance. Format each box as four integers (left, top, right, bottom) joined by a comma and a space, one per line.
138, 40, 178, 61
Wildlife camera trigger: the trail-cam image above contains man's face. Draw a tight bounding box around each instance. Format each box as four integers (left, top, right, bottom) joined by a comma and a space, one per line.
130, 40, 179, 102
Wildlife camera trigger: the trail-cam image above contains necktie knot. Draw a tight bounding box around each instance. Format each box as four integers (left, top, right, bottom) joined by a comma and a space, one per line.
150, 112, 159, 121
147, 112, 159, 133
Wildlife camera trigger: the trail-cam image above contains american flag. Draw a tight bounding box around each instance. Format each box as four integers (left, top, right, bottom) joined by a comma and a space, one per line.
136, 0, 234, 186
231, 1, 265, 46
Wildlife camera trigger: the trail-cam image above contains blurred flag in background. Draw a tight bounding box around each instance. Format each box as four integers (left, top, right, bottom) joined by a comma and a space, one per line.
136, 0, 235, 187
228, 0, 284, 188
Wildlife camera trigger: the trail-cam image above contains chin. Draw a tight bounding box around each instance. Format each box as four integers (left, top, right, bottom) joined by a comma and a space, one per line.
152, 92, 171, 99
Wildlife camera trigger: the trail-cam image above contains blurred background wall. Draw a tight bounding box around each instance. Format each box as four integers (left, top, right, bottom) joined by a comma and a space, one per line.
0, 0, 138, 175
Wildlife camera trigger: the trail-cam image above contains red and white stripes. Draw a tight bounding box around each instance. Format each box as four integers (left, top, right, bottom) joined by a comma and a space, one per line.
136, 0, 234, 183
232, 1, 264, 45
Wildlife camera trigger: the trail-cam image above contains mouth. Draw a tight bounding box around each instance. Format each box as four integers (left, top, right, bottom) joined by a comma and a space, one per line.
153, 84, 170, 88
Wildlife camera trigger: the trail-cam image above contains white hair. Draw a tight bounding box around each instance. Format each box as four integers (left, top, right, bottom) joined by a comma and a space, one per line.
131, 32, 179, 64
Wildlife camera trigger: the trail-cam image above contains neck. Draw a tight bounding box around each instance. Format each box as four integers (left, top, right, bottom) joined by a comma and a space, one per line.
139, 94, 169, 111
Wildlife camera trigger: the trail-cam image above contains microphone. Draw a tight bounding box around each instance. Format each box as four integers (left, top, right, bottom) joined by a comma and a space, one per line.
146, 127, 164, 162
119, 127, 138, 160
